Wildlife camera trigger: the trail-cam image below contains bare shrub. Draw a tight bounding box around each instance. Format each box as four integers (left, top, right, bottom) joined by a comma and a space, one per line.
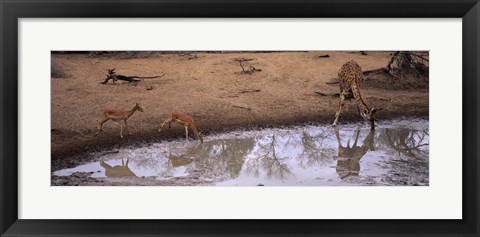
51, 60, 69, 78
233, 58, 262, 74
387, 51, 429, 80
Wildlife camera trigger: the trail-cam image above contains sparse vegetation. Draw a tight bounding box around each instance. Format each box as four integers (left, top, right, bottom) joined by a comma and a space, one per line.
51, 60, 69, 78
387, 51, 429, 80
234, 58, 262, 74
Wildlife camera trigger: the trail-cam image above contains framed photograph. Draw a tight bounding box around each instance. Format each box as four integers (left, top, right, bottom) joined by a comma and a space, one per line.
1, 0, 478, 236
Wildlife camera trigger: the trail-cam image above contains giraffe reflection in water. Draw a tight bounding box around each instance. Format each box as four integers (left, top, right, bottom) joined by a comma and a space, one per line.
335, 128, 375, 180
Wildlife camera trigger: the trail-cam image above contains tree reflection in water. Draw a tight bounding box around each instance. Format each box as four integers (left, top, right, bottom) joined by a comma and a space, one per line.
297, 128, 336, 168
187, 138, 256, 178
376, 128, 429, 185
242, 128, 337, 181
245, 134, 292, 180
377, 128, 429, 159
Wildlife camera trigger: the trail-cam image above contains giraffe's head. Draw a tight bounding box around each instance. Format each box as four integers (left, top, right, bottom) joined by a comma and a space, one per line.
361, 108, 382, 130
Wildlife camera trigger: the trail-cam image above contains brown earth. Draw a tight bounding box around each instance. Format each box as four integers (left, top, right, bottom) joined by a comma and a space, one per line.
51, 51, 429, 167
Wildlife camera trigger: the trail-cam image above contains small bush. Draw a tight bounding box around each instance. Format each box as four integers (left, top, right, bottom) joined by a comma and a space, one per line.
51, 61, 69, 78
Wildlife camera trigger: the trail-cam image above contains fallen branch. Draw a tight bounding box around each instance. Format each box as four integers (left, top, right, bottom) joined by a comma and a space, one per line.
234, 58, 254, 62
239, 89, 261, 93
232, 105, 251, 110
315, 91, 339, 97
233, 58, 261, 74
101, 68, 165, 84
315, 92, 328, 96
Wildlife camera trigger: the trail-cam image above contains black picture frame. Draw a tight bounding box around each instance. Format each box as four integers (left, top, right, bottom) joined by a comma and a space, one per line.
1, 0, 479, 236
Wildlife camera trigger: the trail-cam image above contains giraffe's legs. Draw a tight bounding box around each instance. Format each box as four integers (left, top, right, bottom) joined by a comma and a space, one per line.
333, 92, 346, 126
353, 129, 361, 147
334, 127, 342, 148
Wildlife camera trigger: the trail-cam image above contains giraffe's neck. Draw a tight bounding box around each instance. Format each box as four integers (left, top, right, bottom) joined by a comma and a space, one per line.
351, 83, 370, 112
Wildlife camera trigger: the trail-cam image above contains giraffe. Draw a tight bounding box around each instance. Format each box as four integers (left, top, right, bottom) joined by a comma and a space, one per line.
332, 60, 382, 130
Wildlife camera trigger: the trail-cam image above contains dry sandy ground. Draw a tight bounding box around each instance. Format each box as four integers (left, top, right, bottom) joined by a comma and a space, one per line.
51, 51, 428, 163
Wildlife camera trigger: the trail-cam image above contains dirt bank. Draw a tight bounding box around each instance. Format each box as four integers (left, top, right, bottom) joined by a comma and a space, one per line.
51, 51, 429, 165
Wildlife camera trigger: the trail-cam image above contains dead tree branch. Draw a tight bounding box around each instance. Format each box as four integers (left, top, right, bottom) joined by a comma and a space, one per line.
239, 89, 261, 93
234, 58, 262, 74
101, 68, 165, 84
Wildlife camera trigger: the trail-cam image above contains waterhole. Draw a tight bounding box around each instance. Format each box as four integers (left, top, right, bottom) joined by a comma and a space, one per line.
53, 118, 429, 186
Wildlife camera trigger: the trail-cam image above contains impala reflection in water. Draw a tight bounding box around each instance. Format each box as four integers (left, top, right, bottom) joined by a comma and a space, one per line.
100, 159, 136, 177
53, 119, 429, 186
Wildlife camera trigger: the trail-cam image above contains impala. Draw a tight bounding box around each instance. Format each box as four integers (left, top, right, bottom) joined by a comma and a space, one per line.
95, 103, 144, 138
159, 112, 204, 143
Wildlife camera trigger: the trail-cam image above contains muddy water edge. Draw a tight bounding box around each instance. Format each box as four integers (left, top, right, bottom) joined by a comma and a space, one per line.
52, 117, 429, 186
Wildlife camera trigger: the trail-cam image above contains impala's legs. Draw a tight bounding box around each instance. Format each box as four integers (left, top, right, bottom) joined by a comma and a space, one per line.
96, 116, 110, 135
159, 118, 172, 132
119, 120, 126, 138
333, 92, 346, 127
125, 120, 132, 135
185, 125, 189, 143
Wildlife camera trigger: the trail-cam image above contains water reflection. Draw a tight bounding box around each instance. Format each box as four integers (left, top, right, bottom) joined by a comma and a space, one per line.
100, 159, 136, 177
191, 138, 255, 178
335, 128, 374, 179
168, 144, 200, 167
297, 130, 336, 167
53, 119, 429, 186
378, 128, 429, 158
